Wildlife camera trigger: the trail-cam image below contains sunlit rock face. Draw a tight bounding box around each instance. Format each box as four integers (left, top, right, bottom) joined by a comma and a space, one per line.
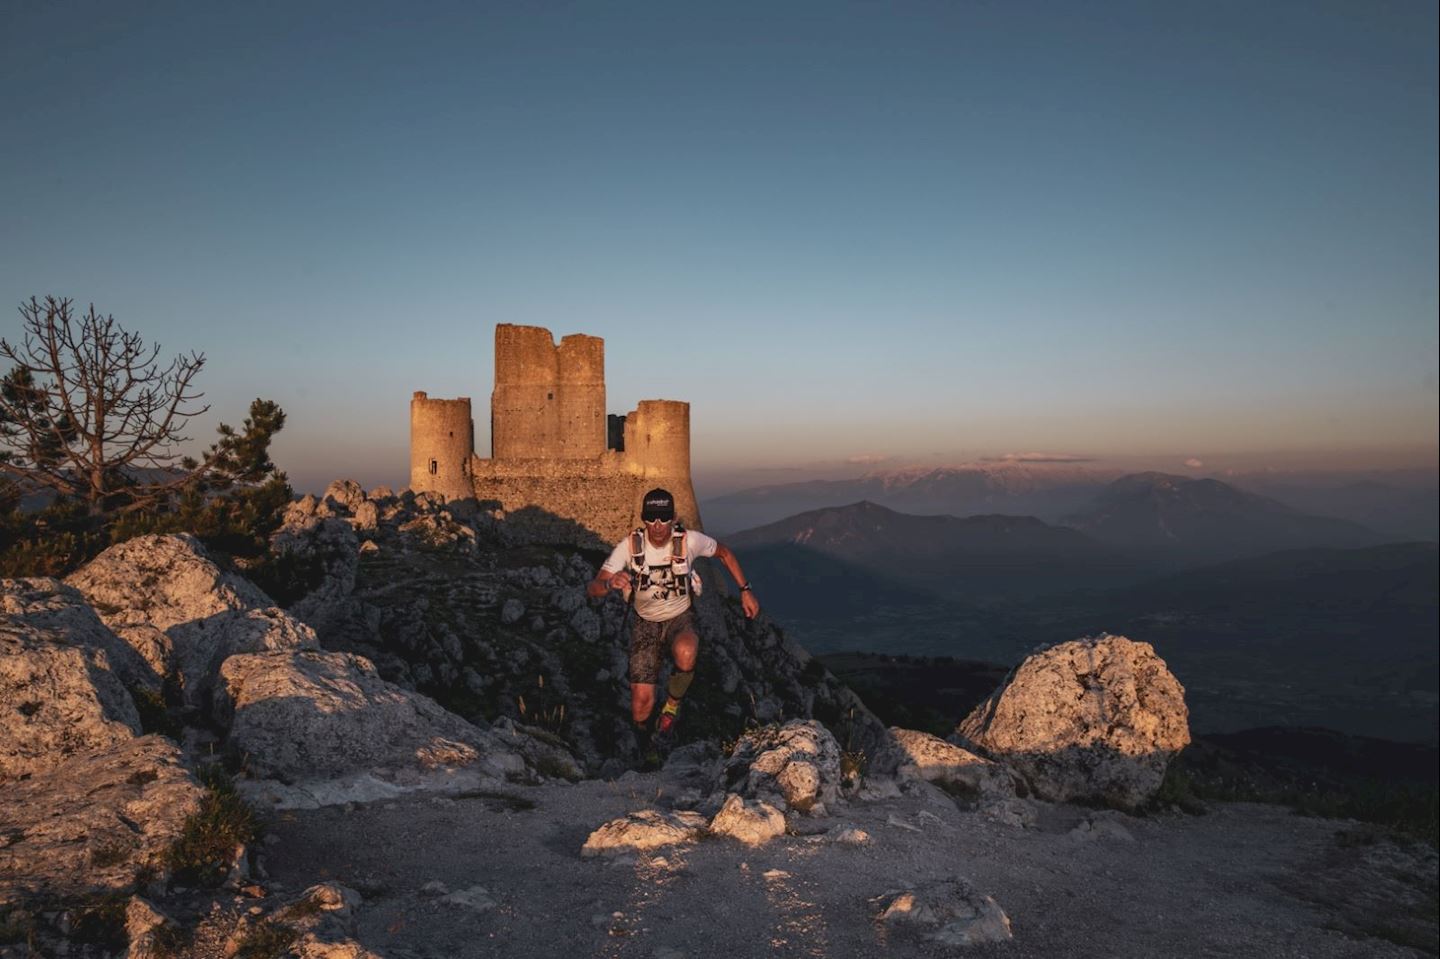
216, 649, 523, 784
0, 620, 142, 781
708, 793, 786, 846
580, 809, 708, 858
956, 634, 1190, 810
880, 727, 1019, 802
1, 577, 160, 693
872, 878, 1013, 947
65, 533, 318, 709
722, 719, 843, 815
0, 736, 204, 902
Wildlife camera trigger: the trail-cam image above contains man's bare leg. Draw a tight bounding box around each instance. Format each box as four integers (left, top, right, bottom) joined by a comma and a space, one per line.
656, 629, 700, 738
631, 682, 657, 725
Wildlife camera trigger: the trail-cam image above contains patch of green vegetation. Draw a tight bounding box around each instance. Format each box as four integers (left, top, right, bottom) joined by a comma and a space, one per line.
165, 766, 262, 886
246, 547, 328, 607
0, 907, 37, 947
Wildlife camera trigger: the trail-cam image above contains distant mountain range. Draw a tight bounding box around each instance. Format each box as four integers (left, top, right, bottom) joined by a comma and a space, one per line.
728, 500, 1137, 602
1063, 472, 1389, 560
704, 463, 1437, 544
704, 464, 1119, 535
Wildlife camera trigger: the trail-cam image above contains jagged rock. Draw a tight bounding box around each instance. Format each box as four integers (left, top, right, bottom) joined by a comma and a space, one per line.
568, 606, 600, 642
64, 534, 317, 709
0, 737, 204, 904
440, 885, 498, 912
217, 649, 523, 784
723, 719, 842, 814
1070, 813, 1137, 843
580, 809, 708, 858
708, 793, 786, 846
1, 578, 160, 693
872, 879, 1013, 948
124, 897, 174, 959
0, 621, 142, 781
981, 798, 1038, 829
956, 634, 1190, 810
490, 717, 583, 781
353, 500, 380, 531
324, 480, 367, 513
272, 517, 361, 624
883, 727, 1018, 802
500, 598, 525, 624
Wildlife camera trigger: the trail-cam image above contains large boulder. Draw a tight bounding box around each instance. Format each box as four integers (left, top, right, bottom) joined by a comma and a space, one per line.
216, 649, 524, 785
0, 621, 142, 782
0, 736, 205, 905
956, 634, 1190, 809
722, 719, 843, 814
65, 534, 318, 709
2, 578, 160, 693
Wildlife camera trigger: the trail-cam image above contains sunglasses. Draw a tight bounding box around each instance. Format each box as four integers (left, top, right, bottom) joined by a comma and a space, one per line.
644, 516, 674, 526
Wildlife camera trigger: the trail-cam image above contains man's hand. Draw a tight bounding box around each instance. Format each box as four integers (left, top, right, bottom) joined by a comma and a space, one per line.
609, 570, 632, 594
741, 589, 760, 619
586, 569, 632, 601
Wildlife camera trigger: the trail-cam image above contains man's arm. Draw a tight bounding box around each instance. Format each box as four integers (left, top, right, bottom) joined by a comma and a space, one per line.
714, 542, 760, 619
587, 566, 632, 600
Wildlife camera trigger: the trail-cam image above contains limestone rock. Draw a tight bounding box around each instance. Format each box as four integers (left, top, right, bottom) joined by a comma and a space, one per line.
353, 500, 380, 531
0, 736, 204, 903
65, 534, 317, 709
956, 634, 1190, 810
708, 793, 787, 846
1, 577, 160, 692
580, 809, 708, 858
323, 479, 367, 513
124, 896, 175, 959
884, 727, 1018, 802
873, 879, 1013, 948
723, 719, 842, 814
0, 621, 142, 782
217, 649, 522, 783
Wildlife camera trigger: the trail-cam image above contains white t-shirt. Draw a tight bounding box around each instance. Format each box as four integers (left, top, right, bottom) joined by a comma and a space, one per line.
601, 529, 719, 623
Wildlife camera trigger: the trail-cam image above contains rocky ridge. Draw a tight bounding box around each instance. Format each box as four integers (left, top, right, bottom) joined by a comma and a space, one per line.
3, 479, 1409, 957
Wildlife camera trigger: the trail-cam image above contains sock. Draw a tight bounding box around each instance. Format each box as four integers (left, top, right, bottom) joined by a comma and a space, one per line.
657, 670, 694, 734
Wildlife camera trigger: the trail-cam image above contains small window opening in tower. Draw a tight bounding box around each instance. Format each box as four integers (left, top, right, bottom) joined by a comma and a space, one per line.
547, 392, 554, 400
448, 431, 453, 437
429, 459, 438, 475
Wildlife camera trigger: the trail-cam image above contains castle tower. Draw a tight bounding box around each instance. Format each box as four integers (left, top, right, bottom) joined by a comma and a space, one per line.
623, 400, 701, 529
410, 392, 474, 501
491, 324, 605, 459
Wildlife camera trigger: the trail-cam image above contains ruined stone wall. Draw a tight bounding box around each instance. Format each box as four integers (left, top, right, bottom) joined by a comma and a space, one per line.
491, 324, 605, 460
468, 444, 700, 546
410, 325, 700, 546
410, 392, 474, 501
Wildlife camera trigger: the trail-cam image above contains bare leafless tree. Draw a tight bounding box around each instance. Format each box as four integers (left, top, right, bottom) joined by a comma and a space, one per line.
0, 296, 211, 513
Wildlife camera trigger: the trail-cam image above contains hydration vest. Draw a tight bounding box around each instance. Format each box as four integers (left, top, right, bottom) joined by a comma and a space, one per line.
628, 524, 702, 597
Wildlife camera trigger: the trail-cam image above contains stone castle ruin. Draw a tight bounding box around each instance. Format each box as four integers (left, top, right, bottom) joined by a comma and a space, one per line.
410, 324, 701, 543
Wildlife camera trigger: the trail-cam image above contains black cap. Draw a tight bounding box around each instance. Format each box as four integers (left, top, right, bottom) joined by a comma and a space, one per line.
640, 488, 676, 522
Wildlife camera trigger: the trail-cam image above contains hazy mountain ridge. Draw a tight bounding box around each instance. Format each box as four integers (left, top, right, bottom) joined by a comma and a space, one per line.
1064, 471, 1389, 560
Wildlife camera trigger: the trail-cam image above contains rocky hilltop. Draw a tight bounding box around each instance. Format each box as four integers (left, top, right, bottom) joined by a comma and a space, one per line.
1, 482, 1433, 958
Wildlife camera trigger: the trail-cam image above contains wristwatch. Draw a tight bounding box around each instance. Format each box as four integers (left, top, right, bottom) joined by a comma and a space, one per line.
740, 583, 754, 592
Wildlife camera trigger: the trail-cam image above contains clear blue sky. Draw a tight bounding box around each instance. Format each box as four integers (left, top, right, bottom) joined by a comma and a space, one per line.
2, 0, 1435, 494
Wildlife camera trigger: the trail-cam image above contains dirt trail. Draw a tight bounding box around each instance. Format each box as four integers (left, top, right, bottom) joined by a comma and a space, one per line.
257, 766, 1434, 959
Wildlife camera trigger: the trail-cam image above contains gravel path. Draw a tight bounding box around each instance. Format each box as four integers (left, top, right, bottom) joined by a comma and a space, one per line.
257, 768, 1434, 959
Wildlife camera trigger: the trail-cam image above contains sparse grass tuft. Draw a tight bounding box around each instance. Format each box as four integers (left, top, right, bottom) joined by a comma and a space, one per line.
165, 765, 262, 886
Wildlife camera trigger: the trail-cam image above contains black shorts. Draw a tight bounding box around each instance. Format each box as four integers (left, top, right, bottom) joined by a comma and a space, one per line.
628, 608, 698, 685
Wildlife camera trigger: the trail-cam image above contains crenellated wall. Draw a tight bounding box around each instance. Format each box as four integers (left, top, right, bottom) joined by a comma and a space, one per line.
411, 325, 699, 544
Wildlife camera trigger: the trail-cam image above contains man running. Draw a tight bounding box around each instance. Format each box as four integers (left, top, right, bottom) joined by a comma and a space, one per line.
587, 487, 761, 751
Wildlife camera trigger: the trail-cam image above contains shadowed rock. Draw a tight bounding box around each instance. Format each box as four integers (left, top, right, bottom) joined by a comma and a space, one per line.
956, 633, 1190, 809
2, 577, 161, 693
882, 727, 1019, 802
872, 878, 1013, 947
